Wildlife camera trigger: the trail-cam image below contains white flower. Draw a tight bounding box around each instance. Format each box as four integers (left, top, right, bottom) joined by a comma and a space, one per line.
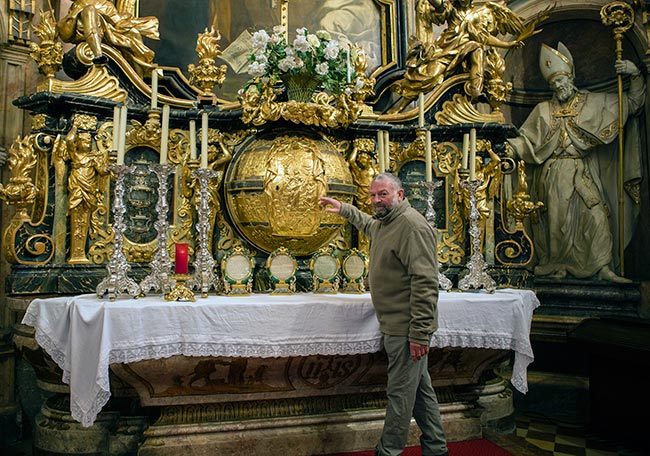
296, 27, 307, 36
324, 41, 340, 60
315, 63, 329, 76
307, 34, 320, 48
248, 61, 267, 77
254, 52, 268, 65
279, 56, 301, 72
293, 34, 311, 52
252, 30, 270, 50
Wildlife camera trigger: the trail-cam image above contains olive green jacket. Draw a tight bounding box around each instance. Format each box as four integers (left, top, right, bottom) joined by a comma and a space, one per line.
340, 199, 439, 345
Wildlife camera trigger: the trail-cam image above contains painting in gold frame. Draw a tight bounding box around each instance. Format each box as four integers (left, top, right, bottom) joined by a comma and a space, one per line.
139, 0, 399, 102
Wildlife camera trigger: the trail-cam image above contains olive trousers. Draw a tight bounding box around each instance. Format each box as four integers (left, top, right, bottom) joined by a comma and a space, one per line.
375, 335, 448, 456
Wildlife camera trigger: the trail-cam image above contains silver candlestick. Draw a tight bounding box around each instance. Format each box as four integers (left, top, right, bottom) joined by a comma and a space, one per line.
139, 163, 176, 295
417, 180, 453, 291
188, 167, 220, 296
97, 164, 141, 300
458, 179, 496, 292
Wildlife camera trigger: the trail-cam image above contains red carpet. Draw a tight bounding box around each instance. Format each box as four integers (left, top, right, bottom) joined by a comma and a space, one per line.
323, 439, 513, 456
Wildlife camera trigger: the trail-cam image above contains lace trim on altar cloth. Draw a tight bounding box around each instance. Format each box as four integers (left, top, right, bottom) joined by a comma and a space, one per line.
24, 313, 69, 382
432, 332, 533, 394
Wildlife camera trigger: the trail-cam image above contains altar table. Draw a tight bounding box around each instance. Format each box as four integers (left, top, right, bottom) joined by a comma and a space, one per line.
22, 289, 539, 427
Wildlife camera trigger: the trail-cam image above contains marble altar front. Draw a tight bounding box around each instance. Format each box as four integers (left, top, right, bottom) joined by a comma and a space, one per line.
19, 289, 539, 455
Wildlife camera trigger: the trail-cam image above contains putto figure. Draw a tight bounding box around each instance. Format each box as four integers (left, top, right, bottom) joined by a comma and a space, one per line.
391, 0, 525, 112
57, 0, 159, 68
507, 42, 645, 283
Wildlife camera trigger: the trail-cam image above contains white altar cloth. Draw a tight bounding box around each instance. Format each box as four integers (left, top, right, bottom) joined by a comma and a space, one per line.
22, 289, 539, 427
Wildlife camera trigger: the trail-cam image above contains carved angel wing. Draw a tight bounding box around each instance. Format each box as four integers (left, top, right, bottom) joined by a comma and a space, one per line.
485, 1, 524, 36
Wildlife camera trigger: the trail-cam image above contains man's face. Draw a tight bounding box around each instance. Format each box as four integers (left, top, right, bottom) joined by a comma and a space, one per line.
549, 74, 576, 103
370, 179, 404, 218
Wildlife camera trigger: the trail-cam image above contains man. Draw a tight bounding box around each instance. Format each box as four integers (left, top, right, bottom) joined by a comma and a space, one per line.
507, 42, 645, 283
319, 173, 448, 456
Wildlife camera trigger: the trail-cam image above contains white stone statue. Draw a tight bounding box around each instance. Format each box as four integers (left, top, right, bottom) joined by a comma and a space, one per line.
507, 42, 645, 283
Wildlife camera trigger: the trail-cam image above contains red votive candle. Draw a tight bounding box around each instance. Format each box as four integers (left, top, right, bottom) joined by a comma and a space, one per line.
175, 243, 189, 274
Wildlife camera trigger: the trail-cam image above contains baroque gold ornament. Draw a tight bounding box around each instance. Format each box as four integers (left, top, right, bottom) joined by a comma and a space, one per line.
225, 130, 355, 256
188, 27, 228, 95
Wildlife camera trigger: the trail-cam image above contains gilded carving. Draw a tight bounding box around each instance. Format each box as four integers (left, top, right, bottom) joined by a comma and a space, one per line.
31, 114, 48, 132
57, 0, 159, 70
225, 131, 354, 256
499, 160, 543, 266
457, 140, 502, 253
0, 135, 54, 265
188, 27, 228, 95
29, 8, 63, 78
54, 122, 110, 264
347, 138, 378, 255
264, 137, 327, 236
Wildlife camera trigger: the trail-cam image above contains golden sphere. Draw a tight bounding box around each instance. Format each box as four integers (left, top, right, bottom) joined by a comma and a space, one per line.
225, 129, 355, 256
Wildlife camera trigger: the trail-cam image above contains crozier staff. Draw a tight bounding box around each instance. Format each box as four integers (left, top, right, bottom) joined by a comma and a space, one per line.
319, 173, 448, 456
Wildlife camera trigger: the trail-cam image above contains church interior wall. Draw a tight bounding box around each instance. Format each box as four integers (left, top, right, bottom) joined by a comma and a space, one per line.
1, 0, 649, 451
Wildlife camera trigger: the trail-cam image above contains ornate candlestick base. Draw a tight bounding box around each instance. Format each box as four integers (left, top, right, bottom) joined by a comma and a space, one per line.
165, 274, 196, 302
139, 163, 176, 295
417, 180, 453, 291
97, 165, 141, 300
458, 179, 496, 293
188, 168, 220, 296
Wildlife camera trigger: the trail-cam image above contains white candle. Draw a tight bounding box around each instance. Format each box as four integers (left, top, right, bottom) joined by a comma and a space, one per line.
189, 120, 197, 160
160, 104, 170, 164
201, 112, 209, 168
461, 133, 469, 169
377, 131, 384, 172
117, 106, 128, 165
151, 68, 159, 109
383, 131, 390, 171
469, 128, 477, 180
425, 130, 432, 182
111, 105, 120, 152
418, 93, 425, 127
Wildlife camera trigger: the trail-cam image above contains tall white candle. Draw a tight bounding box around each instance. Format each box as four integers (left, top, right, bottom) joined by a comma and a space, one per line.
117, 106, 128, 165
201, 112, 209, 168
377, 130, 385, 173
189, 120, 197, 160
112, 105, 120, 152
160, 105, 170, 164
418, 93, 425, 127
383, 131, 390, 171
151, 68, 159, 110
425, 130, 432, 182
461, 133, 469, 169
469, 128, 477, 180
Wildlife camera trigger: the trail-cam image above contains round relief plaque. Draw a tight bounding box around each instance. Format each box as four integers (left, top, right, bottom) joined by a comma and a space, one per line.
313, 254, 339, 281
341, 249, 368, 293
269, 253, 296, 282
225, 254, 252, 281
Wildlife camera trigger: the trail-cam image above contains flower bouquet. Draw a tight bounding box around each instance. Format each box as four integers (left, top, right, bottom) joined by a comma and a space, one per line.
239, 26, 375, 128
246, 26, 355, 101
